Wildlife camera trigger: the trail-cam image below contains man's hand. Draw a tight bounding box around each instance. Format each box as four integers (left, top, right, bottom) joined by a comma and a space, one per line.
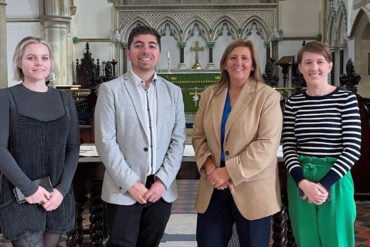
145, 180, 166, 203
128, 182, 149, 204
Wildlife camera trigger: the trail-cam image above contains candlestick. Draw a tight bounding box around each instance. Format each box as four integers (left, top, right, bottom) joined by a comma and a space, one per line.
270, 42, 273, 58
167, 57, 171, 73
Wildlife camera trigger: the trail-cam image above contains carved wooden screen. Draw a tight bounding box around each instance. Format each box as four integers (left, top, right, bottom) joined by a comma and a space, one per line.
75, 43, 100, 89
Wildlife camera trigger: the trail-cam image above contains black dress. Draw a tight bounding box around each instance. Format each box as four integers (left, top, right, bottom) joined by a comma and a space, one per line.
0, 84, 79, 240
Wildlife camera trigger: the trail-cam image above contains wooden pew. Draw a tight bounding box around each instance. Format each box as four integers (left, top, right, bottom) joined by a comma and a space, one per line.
351, 96, 370, 200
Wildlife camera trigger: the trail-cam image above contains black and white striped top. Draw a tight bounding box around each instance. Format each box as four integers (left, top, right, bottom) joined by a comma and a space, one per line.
282, 87, 362, 189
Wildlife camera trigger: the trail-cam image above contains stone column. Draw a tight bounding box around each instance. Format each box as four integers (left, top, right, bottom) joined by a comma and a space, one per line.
178, 42, 186, 70
0, 0, 7, 88
40, 0, 72, 86
206, 42, 215, 70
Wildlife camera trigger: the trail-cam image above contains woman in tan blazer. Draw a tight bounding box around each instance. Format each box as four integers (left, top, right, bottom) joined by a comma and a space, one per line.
192, 39, 283, 247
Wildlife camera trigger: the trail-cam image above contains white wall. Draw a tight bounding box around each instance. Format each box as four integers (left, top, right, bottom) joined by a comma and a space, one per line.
348, 3, 370, 98
6, 0, 41, 85
71, 0, 114, 82
279, 0, 322, 38
5, 0, 39, 18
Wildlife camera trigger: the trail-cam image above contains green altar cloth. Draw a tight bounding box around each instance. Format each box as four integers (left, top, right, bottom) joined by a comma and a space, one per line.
159, 72, 220, 115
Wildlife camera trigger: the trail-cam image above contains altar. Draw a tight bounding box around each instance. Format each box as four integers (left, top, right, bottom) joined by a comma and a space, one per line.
158, 71, 220, 117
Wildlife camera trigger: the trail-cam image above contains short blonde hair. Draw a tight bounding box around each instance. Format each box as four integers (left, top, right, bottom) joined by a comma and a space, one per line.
13, 36, 54, 81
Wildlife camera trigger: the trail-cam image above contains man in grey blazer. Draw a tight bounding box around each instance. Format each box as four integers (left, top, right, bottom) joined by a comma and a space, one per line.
94, 25, 186, 247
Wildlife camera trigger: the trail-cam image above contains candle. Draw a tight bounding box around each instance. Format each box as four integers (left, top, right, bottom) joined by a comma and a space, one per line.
111, 43, 113, 60
270, 42, 273, 58
167, 51, 170, 59
318, 11, 322, 34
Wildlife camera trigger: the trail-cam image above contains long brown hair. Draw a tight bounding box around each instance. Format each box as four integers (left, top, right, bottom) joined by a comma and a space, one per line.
218, 39, 264, 85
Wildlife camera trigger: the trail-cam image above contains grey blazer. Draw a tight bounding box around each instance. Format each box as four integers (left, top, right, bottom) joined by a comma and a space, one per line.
94, 70, 186, 205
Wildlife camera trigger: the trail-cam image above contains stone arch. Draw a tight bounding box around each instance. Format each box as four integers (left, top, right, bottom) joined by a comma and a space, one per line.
211, 16, 239, 41
157, 18, 182, 42
239, 17, 271, 72
156, 19, 183, 71
181, 19, 210, 70
240, 16, 270, 41
349, 7, 370, 38
349, 7, 370, 98
326, 7, 337, 46
183, 17, 211, 42
121, 17, 151, 42
336, 1, 348, 47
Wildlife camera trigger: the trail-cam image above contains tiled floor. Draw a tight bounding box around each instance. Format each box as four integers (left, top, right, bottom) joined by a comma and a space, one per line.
0, 179, 369, 247
161, 180, 198, 247
355, 201, 370, 246
172, 180, 198, 214
165, 179, 370, 247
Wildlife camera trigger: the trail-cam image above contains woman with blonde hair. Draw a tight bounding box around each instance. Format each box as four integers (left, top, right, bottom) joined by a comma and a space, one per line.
0, 36, 79, 246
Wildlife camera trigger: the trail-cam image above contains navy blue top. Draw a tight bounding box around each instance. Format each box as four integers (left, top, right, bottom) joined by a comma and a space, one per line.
282, 87, 361, 189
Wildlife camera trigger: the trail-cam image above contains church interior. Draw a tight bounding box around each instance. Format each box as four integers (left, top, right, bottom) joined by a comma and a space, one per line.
1, 0, 370, 246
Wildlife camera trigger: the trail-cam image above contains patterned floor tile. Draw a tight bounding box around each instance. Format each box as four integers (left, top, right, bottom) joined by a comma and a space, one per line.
0, 180, 369, 246
173, 180, 370, 247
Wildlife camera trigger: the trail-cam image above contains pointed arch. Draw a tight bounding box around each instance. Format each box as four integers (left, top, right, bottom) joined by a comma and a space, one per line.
336, 1, 348, 46
121, 17, 150, 42
349, 7, 370, 39
326, 8, 337, 46
157, 18, 182, 42
211, 16, 239, 41
348, 6, 370, 98
240, 17, 269, 41
183, 17, 211, 42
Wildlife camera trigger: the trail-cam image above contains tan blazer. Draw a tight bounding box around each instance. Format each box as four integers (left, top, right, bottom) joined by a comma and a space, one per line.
192, 80, 282, 220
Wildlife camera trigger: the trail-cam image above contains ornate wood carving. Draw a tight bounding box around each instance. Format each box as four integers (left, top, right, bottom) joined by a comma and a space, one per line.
340, 59, 370, 199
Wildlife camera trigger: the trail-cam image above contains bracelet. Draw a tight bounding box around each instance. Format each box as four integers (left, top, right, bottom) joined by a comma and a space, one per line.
206, 166, 216, 176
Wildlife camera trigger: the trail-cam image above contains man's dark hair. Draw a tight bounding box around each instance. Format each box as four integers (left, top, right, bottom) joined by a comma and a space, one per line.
127, 25, 161, 50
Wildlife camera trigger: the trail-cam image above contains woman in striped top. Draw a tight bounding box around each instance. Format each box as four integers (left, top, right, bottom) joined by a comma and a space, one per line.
282, 41, 361, 247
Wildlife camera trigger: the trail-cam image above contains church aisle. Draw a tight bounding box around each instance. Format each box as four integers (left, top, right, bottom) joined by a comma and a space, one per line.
0, 179, 368, 246
161, 214, 197, 247
160, 180, 197, 246
161, 180, 370, 247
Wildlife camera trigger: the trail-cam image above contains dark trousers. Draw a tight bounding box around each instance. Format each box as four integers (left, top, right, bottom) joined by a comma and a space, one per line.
106, 177, 171, 247
196, 189, 271, 247
106, 199, 172, 247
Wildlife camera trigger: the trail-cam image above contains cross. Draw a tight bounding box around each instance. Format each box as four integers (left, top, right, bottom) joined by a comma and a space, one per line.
190, 41, 204, 65
189, 87, 200, 107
